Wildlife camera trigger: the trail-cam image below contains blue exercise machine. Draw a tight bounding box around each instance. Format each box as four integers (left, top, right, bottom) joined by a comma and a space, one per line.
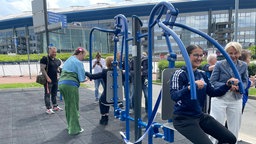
88, 1, 244, 144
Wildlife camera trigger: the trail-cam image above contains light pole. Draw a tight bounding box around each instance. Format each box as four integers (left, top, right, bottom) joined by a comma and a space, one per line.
234, 0, 239, 41
43, 0, 49, 51
254, 13, 256, 55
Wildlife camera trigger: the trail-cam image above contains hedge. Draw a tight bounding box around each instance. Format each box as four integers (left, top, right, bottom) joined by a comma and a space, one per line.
0, 53, 113, 63
157, 60, 256, 80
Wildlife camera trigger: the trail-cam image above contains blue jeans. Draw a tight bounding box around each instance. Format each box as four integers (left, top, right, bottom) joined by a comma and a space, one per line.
129, 82, 134, 109
94, 79, 104, 100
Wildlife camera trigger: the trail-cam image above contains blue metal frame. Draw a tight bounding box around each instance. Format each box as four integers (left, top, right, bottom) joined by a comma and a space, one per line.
146, 1, 244, 143
147, 2, 197, 143
89, 14, 135, 140
172, 22, 244, 94
88, 1, 245, 144
113, 14, 132, 140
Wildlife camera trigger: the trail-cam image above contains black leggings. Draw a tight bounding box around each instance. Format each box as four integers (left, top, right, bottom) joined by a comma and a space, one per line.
99, 94, 110, 115
173, 113, 236, 144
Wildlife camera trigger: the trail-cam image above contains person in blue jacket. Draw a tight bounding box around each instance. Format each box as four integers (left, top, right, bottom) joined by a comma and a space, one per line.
170, 44, 237, 144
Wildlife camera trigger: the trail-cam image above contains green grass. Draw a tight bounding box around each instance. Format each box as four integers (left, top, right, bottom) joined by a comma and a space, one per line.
249, 88, 256, 97
0, 83, 42, 89
0, 82, 90, 89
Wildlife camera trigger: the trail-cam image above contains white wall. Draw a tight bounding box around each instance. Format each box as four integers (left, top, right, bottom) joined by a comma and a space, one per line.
0, 61, 158, 77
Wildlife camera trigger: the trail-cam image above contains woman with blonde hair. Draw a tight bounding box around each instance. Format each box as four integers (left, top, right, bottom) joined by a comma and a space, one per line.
210, 42, 248, 143
86, 56, 117, 125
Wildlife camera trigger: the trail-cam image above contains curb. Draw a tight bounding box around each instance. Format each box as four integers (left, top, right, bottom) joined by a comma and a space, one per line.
248, 95, 256, 100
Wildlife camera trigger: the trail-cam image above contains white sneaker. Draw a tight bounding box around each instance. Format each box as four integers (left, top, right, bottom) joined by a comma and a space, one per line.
80, 128, 84, 133
46, 109, 55, 114
53, 106, 63, 111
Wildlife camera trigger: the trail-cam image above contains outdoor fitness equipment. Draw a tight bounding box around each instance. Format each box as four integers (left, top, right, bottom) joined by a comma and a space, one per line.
122, 1, 244, 144
88, 14, 136, 139
88, 1, 244, 144
146, 1, 244, 144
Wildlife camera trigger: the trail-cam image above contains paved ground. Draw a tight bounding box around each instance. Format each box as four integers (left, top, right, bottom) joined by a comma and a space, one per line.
0, 76, 255, 144
0, 87, 192, 144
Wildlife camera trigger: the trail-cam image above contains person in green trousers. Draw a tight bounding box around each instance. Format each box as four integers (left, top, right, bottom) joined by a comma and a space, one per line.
58, 47, 87, 135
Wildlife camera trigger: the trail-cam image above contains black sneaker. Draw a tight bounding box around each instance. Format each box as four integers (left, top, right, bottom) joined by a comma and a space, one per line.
99, 115, 108, 125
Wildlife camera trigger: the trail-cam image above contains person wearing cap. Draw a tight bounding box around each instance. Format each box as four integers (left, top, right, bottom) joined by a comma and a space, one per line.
92, 52, 106, 102
58, 47, 87, 135
40, 46, 63, 114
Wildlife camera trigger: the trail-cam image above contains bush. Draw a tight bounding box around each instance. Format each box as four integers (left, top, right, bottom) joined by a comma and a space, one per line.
157, 60, 207, 80
157, 59, 256, 81
157, 60, 186, 79
0, 52, 113, 63
249, 63, 256, 76
252, 55, 256, 60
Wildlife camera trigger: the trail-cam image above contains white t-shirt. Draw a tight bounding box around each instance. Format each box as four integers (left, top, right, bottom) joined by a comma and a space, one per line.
92, 58, 106, 74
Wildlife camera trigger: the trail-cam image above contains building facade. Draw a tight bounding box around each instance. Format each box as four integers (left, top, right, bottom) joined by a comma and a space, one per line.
0, 0, 255, 55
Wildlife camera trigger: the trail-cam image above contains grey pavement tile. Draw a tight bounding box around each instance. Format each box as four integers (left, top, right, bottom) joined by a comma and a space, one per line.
41, 123, 67, 132
0, 128, 12, 139
12, 115, 39, 127
12, 125, 43, 138
79, 131, 123, 144
0, 117, 12, 127
12, 134, 46, 144
4, 88, 252, 144
0, 137, 12, 144
42, 129, 85, 144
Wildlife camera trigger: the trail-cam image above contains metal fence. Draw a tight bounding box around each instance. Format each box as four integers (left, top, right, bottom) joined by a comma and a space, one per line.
0, 61, 158, 77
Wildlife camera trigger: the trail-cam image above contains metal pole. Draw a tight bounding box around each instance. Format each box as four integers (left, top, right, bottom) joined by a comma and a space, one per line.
43, 0, 49, 50
2, 64, 5, 77
132, 16, 142, 144
13, 28, 18, 54
25, 26, 32, 79
254, 13, 256, 48
254, 13, 256, 55
208, 9, 212, 48
234, 0, 239, 41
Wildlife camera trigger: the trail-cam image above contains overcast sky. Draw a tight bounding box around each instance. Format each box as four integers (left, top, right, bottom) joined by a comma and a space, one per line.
0, 0, 163, 19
